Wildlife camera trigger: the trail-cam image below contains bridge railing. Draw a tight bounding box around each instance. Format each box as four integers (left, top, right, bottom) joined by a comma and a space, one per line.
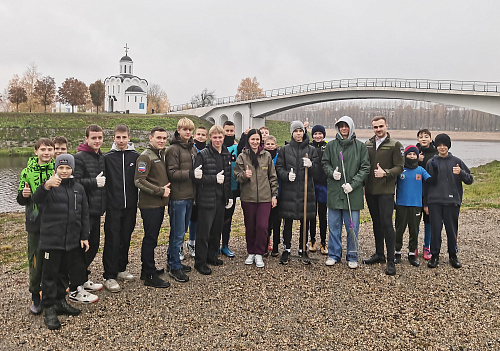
169, 78, 500, 112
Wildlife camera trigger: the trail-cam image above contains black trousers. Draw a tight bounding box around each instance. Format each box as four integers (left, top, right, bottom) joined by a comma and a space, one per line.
196, 198, 225, 266
222, 190, 238, 247
140, 207, 165, 275
85, 215, 102, 276
429, 204, 460, 257
41, 247, 86, 307
268, 206, 282, 251
300, 201, 327, 245
283, 218, 307, 251
365, 193, 396, 261
395, 205, 422, 252
103, 207, 137, 279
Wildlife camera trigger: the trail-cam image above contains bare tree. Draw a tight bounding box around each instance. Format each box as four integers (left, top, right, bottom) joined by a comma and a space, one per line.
34, 76, 56, 112
147, 83, 170, 113
21, 63, 41, 112
191, 88, 215, 107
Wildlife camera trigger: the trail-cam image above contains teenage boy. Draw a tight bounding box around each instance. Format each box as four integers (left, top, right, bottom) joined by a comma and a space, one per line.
221, 121, 238, 257
17, 138, 55, 315
322, 116, 370, 269
74, 124, 106, 292
134, 127, 171, 288
416, 129, 438, 260
425, 133, 473, 269
192, 125, 232, 275
102, 124, 140, 292
275, 121, 319, 264
53, 136, 68, 157
264, 135, 282, 256
32, 154, 93, 330
166, 118, 197, 283
364, 116, 404, 276
187, 126, 208, 257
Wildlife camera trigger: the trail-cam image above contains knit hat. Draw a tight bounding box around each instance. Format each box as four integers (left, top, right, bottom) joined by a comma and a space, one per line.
55, 154, 75, 170
290, 120, 305, 135
404, 145, 419, 157
434, 133, 451, 149
311, 125, 326, 138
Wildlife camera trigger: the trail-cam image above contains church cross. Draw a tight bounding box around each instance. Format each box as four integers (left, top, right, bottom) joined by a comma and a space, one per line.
124, 43, 129, 56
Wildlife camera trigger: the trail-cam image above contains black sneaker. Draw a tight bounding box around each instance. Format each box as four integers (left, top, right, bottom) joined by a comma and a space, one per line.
44, 306, 61, 330
144, 274, 170, 288
385, 261, 396, 276
169, 269, 189, 282
279, 251, 290, 265
394, 253, 402, 264
140, 268, 165, 280
363, 253, 386, 265
166, 264, 192, 273
54, 298, 81, 316
271, 250, 279, 257
408, 254, 420, 267
194, 263, 212, 275
207, 257, 224, 266
449, 255, 462, 269
428, 256, 439, 268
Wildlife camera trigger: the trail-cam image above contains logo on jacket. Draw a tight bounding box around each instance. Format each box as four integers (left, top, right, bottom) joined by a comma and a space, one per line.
138, 162, 146, 173
416, 174, 421, 180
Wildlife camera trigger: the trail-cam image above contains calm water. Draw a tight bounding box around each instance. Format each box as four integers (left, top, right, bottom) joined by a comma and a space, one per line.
1, 140, 499, 213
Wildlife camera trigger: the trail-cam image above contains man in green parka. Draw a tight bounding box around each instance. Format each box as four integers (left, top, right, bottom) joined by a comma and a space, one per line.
322, 116, 370, 269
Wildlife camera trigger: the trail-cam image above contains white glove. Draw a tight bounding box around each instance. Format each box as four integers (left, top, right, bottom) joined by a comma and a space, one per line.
216, 170, 224, 184
96, 171, 106, 188
288, 168, 296, 182
303, 157, 312, 168
194, 165, 203, 179
333, 166, 341, 181
342, 183, 353, 194
225, 198, 234, 209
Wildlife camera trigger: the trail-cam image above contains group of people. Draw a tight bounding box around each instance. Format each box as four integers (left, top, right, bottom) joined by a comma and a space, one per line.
17, 115, 474, 330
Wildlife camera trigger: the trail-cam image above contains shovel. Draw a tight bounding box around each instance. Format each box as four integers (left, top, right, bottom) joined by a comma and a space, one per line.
301, 153, 312, 265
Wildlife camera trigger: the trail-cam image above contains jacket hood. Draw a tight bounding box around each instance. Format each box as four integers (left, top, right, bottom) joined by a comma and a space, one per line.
170, 131, 194, 148
78, 142, 100, 154
110, 141, 136, 152
335, 116, 355, 140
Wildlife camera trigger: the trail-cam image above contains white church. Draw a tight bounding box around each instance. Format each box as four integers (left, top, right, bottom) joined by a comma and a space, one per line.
104, 45, 148, 114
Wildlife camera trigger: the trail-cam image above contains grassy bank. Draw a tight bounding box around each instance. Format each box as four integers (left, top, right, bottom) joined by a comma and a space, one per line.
462, 160, 500, 209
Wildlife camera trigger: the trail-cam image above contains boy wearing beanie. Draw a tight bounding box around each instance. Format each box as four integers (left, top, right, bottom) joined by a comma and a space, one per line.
424, 133, 473, 269
33, 154, 95, 330
394, 145, 431, 267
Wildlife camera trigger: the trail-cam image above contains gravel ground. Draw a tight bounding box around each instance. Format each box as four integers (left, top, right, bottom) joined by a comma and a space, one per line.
1, 207, 500, 350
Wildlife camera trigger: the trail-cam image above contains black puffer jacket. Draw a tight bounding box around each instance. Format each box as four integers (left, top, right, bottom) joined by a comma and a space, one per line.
311, 140, 328, 186
74, 143, 107, 216
193, 143, 232, 210
104, 142, 140, 210
276, 133, 319, 219
32, 178, 90, 251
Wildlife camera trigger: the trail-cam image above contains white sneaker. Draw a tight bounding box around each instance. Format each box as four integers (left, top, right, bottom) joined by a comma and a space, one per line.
245, 254, 255, 265
117, 271, 135, 281
348, 261, 358, 269
179, 247, 185, 261
83, 280, 103, 291
325, 257, 337, 266
186, 243, 196, 257
255, 255, 264, 268
69, 286, 99, 303
104, 279, 121, 293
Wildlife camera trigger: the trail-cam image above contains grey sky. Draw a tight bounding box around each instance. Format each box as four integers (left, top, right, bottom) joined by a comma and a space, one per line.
1, 1, 499, 106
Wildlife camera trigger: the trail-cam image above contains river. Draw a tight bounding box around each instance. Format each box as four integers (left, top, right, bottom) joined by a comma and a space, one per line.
1, 139, 499, 213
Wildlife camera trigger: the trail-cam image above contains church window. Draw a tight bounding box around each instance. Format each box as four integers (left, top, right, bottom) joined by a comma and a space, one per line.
128, 96, 130, 102
141, 97, 143, 102
135, 96, 137, 102
118, 85, 120, 93
124, 65, 127, 73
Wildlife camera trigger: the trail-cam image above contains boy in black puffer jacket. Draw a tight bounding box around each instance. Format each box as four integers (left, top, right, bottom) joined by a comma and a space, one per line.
33, 154, 92, 330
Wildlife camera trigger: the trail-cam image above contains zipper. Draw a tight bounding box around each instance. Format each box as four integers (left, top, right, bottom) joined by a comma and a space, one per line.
122, 152, 127, 207
74, 191, 77, 210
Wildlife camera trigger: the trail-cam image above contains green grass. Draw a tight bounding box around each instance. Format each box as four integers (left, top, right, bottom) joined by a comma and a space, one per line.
462, 160, 500, 209
265, 119, 292, 146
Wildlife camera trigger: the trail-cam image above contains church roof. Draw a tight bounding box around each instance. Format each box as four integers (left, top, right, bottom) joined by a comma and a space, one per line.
104, 74, 148, 85
126, 85, 145, 93
120, 55, 133, 62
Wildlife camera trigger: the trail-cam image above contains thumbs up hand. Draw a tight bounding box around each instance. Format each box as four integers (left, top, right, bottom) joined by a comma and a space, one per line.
216, 170, 224, 184
22, 182, 31, 198
163, 183, 171, 197
453, 163, 461, 175
194, 165, 203, 179
303, 118, 310, 129
374, 163, 386, 178
45, 173, 62, 189
333, 166, 341, 181
289, 168, 296, 182
96, 171, 106, 188
245, 165, 252, 178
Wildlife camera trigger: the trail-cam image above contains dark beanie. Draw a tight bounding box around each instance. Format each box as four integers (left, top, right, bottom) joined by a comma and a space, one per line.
311, 125, 326, 138
434, 133, 451, 149
404, 145, 419, 157
55, 154, 75, 170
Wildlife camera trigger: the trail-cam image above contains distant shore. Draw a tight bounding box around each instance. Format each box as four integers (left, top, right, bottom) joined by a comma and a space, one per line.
325, 129, 500, 142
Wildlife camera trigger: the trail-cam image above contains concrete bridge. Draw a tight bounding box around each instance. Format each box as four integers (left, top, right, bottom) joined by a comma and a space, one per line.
168, 78, 500, 136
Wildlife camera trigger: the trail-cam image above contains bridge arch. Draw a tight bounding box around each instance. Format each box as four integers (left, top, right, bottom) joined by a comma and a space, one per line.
233, 111, 243, 136
219, 114, 228, 125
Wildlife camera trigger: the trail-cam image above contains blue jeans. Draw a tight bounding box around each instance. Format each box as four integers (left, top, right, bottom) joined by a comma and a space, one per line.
327, 208, 360, 262
167, 199, 194, 270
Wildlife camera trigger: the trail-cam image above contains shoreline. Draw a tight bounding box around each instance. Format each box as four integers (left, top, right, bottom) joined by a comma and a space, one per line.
325, 128, 500, 141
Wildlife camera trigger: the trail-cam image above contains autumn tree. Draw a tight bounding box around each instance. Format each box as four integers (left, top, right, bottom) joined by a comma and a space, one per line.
34, 76, 56, 112
58, 77, 88, 113
191, 88, 215, 107
8, 75, 27, 112
147, 83, 170, 113
21, 63, 41, 112
89, 79, 105, 114
236, 76, 264, 101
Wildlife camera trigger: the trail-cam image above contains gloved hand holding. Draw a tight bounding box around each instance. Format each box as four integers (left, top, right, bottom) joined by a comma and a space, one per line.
303, 157, 312, 168
342, 183, 353, 194
288, 168, 296, 182
333, 166, 341, 181
194, 165, 203, 179
96, 171, 106, 187
225, 198, 234, 209
216, 170, 224, 184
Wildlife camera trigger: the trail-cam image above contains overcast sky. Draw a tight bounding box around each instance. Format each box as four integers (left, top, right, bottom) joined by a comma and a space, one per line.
1, 1, 499, 106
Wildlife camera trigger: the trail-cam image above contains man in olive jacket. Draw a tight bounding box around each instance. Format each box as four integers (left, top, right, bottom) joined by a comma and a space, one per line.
322, 116, 370, 269
363, 116, 404, 276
